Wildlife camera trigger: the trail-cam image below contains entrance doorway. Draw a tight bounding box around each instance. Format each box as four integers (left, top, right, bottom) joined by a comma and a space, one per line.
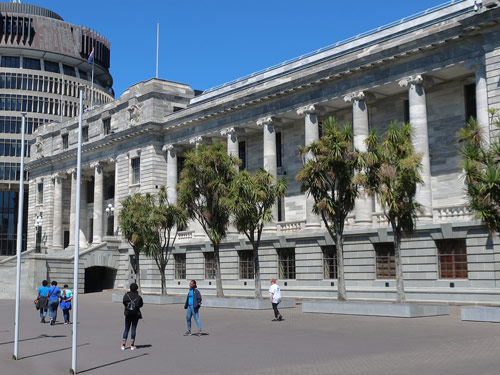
84, 266, 116, 293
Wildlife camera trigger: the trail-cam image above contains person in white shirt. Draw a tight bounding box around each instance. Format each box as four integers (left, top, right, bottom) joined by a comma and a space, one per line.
268, 278, 283, 321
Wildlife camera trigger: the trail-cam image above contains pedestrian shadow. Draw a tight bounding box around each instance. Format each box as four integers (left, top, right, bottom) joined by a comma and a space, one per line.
0, 334, 66, 346
188, 333, 209, 337
78, 353, 148, 373
19, 342, 89, 360
134, 344, 152, 349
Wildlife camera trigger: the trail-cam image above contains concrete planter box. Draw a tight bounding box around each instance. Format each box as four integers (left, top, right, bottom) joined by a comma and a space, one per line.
202, 297, 296, 310
112, 293, 185, 305
302, 300, 450, 318
461, 306, 500, 323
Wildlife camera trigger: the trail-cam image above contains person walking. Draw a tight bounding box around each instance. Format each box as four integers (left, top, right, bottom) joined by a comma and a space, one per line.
47, 280, 61, 326
184, 280, 202, 336
34, 280, 49, 323
121, 283, 143, 350
60, 284, 73, 324
269, 278, 283, 321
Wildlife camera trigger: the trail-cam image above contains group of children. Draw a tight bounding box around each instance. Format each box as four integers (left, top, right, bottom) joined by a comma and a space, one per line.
34, 280, 73, 325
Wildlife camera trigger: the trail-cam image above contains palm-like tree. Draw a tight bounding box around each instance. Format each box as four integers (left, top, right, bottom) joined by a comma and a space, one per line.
458, 114, 500, 233
362, 121, 423, 302
178, 142, 239, 297
229, 169, 288, 298
297, 117, 361, 301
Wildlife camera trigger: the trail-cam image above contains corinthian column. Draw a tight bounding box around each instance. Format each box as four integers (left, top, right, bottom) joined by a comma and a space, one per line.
476, 63, 490, 144
69, 168, 77, 247
52, 173, 65, 249
344, 91, 373, 226
399, 75, 432, 220
162, 144, 178, 204
297, 105, 321, 229
92, 162, 103, 243
257, 116, 279, 230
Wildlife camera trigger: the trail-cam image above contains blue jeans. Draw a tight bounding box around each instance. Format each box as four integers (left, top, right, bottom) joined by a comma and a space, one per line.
123, 315, 139, 341
48, 300, 59, 322
186, 305, 201, 331
63, 309, 71, 323
39, 309, 47, 319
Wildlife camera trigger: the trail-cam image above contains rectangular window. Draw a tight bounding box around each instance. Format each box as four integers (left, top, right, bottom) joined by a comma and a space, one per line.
204, 252, 216, 280
174, 254, 186, 279
63, 64, 76, 77
403, 99, 410, 124
437, 239, 468, 279
37, 183, 43, 204
88, 218, 93, 244
464, 83, 476, 122
238, 140, 246, 170
131, 157, 140, 184
238, 250, 254, 279
82, 126, 89, 142
278, 248, 296, 279
276, 131, 282, 168
374, 243, 396, 279
322, 246, 337, 279
62, 134, 68, 150
103, 117, 111, 135
1, 56, 20, 68
44, 60, 60, 73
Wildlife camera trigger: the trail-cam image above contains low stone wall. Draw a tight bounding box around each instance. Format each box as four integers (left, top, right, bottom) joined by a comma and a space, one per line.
112, 293, 185, 305
461, 306, 500, 323
202, 297, 297, 310
302, 300, 450, 318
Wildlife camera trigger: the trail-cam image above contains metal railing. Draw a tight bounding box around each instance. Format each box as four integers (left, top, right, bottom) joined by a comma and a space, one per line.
202, 0, 468, 95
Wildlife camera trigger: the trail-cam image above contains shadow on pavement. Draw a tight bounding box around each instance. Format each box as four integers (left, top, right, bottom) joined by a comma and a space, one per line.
19, 342, 89, 360
134, 344, 152, 349
78, 353, 148, 373
0, 334, 67, 346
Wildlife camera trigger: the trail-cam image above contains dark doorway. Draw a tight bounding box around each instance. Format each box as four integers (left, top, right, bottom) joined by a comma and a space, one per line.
84, 266, 116, 293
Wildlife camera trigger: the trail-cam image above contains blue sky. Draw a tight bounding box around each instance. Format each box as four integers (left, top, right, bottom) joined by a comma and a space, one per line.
27, 0, 454, 98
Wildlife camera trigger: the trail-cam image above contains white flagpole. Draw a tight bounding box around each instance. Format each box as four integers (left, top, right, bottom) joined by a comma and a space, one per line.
156, 22, 159, 79
13, 113, 26, 361
70, 87, 84, 375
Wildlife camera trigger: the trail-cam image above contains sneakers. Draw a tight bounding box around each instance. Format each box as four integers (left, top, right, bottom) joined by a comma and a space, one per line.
50, 320, 55, 326
184, 331, 192, 336
278, 315, 283, 321
121, 344, 126, 351
197, 331, 203, 337
130, 345, 137, 350
40, 317, 46, 323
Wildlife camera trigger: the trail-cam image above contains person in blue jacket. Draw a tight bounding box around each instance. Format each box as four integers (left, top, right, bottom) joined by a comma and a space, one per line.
47, 280, 61, 326
60, 284, 73, 324
34, 280, 49, 323
184, 280, 202, 336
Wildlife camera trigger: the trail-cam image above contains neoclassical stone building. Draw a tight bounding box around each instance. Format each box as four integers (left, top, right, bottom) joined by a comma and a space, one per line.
10, 1, 500, 302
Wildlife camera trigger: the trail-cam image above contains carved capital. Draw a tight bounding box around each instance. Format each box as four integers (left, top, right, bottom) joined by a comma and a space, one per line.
296, 105, 317, 116
399, 74, 424, 88
51, 172, 67, 181
189, 136, 203, 146
344, 91, 366, 103
162, 143, 175, 153
90, 161, 101, 170
220, 127, 235, 137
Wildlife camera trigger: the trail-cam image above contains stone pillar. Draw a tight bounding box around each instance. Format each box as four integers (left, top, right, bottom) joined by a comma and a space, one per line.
476, 63, 490, 144
113, 158, 119, 236
257, 116, 278, 230
52, 173, 64, 249
344, 91, 373, 226
399, 75, 433, 219
79, 177, 88, 248
221, 127, 240, 171
188, 136, 206, 237
163, 144, 178, 204
69, 168, 77, 247
92, 162, 104, 243
297, 105, 321, 229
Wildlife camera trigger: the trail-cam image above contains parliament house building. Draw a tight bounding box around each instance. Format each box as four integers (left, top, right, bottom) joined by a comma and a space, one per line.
2, 0, 500, 303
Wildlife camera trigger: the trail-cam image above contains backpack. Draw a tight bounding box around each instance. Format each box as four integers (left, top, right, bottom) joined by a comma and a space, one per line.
125, 293, 138, 314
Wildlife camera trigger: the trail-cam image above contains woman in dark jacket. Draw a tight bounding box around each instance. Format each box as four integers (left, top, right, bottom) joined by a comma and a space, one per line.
121, 283, 143, 350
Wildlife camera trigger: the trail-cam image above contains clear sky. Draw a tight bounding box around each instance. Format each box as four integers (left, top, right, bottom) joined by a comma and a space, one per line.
27, 0, 456, 98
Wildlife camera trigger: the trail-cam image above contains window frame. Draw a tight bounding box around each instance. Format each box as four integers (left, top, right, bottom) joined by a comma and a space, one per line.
322, 245, 337, 280
374, 242, 396, 279
278, 248, 296, 280
174, 253, 186, 279
437, 239, 468, 279
238, 250, 254, 279
204, 252, 216, 280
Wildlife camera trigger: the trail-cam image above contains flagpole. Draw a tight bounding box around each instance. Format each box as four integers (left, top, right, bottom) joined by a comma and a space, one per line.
156, 22, 159, 79
70, 87, 84, 375
13, 113, 26, 361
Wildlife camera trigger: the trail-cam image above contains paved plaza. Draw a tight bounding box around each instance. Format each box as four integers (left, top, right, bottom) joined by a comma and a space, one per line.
0, 292, 499, 375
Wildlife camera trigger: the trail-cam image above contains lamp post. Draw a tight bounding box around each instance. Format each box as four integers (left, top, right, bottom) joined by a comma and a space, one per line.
34, 215, 43, 253
105, 203, 114, 236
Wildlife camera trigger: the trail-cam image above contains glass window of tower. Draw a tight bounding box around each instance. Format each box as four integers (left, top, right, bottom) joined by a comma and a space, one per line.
23, 58, 41, 70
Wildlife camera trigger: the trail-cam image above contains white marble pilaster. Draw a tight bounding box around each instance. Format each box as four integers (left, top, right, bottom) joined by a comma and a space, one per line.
297, 105, 321, 229
162, 144, 178, 204
52, 173, 65, 249
344, 91, 373, 226
399, 75, 432, 219
221, 127, 239, 156
476, 63, 490, 144
92, 162, 104, 243
69, 168, 77, 246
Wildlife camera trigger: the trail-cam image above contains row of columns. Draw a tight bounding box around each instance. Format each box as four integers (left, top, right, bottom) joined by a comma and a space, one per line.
162, 69, 489, 229
52, 160, 114, 249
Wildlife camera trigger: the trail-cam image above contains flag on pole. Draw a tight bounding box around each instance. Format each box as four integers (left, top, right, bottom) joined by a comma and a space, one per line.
87, 47, 95, 64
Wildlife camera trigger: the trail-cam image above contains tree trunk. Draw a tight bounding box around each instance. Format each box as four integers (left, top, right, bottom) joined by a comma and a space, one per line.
134, 250, 141, 293
253, 243, 262, 299
160, 263, 167, 296
214, 244, 224, 298
393, 226, 406, 303
336, 232, 347, 301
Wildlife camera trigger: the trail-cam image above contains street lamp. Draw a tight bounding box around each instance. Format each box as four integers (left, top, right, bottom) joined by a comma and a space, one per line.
34, 215, 43, 253
105, 203, 114, 236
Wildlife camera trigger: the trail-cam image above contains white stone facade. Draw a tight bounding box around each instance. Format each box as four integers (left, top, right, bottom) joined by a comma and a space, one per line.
12, 2, 500, 303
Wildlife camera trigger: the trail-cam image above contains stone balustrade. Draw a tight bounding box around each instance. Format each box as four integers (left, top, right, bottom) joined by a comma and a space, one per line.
277, 220, 305, 233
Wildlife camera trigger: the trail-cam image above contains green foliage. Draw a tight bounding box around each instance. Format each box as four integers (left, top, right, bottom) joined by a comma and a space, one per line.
363, 121, 423, 232
458, 114, 500, 233
296, 117, 360, 235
